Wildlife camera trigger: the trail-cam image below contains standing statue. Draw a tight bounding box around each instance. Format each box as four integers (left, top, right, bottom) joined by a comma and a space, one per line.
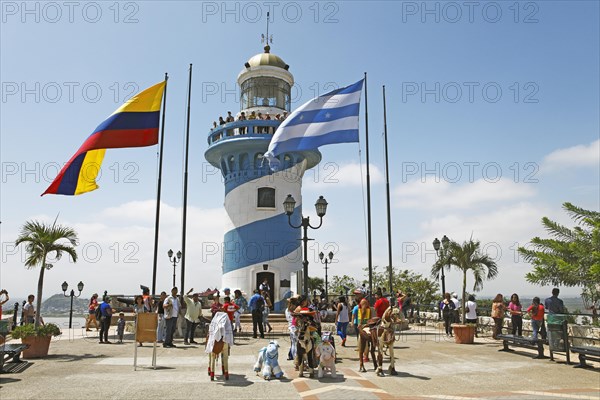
294, 309, 319, 378
315, 333, 337, 378
358, 306, 401, 376
205, 311, 234, 381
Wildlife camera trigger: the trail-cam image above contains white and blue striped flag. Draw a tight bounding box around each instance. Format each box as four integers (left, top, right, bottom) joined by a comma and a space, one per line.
264, 79, 364, 169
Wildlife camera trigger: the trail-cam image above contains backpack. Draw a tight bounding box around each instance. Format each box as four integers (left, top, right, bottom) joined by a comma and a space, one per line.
441, 301, 455, 314
255, 295, 265, 312
95, 304, 103, 320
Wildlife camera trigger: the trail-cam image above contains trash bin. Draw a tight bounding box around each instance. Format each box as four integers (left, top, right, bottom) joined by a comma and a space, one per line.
547, 322, 567, 351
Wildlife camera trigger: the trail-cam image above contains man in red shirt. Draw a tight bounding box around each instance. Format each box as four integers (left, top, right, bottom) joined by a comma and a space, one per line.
373, 289, 390, 319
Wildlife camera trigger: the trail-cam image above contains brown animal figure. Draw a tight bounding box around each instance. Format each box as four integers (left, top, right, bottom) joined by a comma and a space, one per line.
358, 306, 401, 376
293, 311, 319, 378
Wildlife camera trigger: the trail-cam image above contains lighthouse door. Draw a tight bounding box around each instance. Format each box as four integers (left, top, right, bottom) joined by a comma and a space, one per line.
256, 272, 275, 301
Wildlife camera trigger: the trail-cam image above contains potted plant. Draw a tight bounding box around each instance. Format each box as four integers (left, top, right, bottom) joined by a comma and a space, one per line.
432, 238, 499, 344
12, 323, 62, 358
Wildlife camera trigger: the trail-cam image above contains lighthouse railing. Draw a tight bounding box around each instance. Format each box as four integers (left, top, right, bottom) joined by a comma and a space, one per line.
207, 119, 281, 145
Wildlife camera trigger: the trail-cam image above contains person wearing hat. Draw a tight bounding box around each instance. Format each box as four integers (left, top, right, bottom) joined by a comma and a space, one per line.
183, 288, 203, 345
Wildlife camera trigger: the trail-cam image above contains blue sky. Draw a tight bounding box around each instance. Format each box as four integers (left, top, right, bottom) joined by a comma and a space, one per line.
1, 1, 598, 300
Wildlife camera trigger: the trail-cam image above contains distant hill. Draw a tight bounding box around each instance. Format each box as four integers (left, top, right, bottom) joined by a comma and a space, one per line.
41, 293, 88, 315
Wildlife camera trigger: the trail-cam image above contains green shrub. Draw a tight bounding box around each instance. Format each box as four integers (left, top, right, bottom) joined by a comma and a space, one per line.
11, 323, 61, 339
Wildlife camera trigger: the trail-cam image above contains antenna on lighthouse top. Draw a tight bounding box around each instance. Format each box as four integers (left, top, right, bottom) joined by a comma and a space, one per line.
261, 11, 273, 53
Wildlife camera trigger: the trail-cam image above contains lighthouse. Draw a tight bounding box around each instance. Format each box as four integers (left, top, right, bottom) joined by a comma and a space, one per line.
205, 43, 321, 311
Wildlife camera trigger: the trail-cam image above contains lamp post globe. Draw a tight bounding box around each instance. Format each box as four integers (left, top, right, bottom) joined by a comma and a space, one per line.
315, 196, 328, 217
168, 249, 182, 288
61, 280, 83, 329
283, 194, 296, 215
319, 250, 335, 299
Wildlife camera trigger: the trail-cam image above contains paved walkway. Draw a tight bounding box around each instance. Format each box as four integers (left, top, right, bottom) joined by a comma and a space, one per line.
1, 325, 598, 399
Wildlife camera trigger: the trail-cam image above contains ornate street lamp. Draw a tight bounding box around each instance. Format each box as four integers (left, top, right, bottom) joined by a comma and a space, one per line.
62, 280, 84, 329
284, 194, 328, 296
433, 235, 450, 296
319, 251, 334, 300
168, 249, 182, 288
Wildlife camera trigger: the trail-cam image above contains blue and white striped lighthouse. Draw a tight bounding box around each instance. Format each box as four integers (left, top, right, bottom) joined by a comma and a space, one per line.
205, 44, 321, 310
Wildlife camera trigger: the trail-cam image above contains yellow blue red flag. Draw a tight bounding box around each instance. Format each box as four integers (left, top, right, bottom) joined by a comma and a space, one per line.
42, 81, 165, 196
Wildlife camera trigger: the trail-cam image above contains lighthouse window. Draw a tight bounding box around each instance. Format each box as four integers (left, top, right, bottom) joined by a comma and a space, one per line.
257, 187, 276, 208
241, 78, 291, 112
254, 153, 264, 169
240, 153, 250, 170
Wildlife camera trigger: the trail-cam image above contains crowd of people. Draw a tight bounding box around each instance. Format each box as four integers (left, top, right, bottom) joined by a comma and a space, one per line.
80, 282, 277, 346
3, 283, 570, 350
210, 110, 289, 134
437, 288, 566, 341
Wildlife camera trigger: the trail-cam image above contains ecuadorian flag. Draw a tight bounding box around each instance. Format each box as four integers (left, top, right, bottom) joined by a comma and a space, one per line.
42, 81, 166, 196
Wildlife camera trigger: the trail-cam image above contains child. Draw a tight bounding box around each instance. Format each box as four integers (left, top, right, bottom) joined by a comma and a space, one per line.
117, 312, 126, 344
223, 296, 239, 332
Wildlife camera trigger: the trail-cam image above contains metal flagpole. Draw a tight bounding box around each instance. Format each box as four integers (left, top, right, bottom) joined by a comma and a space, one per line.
151, 73, 168, 295
181, 64, 193, 297
383, 85, 394, 295
364, 72, 373, 302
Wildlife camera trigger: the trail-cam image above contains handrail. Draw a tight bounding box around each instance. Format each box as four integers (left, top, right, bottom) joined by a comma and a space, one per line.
207, 119, 282, 145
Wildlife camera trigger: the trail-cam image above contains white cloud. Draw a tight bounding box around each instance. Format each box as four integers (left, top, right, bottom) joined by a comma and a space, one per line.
394, 178, 536, 209
542, 139, 600, 170
405, 202, 575, 297
304, 162, 384, 190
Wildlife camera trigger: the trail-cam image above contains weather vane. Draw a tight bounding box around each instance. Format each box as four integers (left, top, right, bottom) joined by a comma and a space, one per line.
261, 11, 273, 49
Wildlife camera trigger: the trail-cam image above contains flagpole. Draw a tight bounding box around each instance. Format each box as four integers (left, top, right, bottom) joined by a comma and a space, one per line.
151, 73, 168, 296
181, 64, 193, 297
364, 72, 373, 301
383, 85, 394, 295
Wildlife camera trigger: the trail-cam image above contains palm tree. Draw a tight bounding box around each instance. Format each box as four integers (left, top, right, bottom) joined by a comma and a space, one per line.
431, 239, 498, 323
15, 220, 78, 327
